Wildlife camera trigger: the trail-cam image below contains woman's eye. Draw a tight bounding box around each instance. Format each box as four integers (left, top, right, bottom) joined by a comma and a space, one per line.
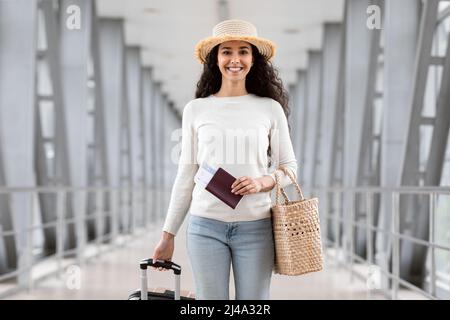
221, 50, 248, 55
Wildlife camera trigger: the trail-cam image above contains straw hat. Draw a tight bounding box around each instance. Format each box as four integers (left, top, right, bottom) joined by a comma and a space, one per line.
194, 19, 276, 64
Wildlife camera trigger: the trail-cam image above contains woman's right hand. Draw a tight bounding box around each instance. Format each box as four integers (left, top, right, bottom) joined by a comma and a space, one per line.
151, 232, 175, 271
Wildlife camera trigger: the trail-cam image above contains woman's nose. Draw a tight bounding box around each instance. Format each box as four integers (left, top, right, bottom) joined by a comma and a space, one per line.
230, 54, 240, 63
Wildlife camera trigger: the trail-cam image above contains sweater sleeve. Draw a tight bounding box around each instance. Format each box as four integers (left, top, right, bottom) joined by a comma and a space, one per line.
162, 101, 198, 236
268, 100, 298, 188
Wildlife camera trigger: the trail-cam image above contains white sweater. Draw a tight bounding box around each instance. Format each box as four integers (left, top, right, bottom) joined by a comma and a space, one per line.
162, 93, 298, 235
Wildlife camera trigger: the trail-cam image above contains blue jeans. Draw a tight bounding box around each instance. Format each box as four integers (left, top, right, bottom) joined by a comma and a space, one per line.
186, 214, 274, 300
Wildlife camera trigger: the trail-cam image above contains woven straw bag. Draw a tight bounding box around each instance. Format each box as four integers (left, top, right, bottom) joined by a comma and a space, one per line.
271, 167, 323, 276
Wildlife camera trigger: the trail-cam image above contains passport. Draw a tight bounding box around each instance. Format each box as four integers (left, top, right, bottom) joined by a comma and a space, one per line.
205, 167, 243, 209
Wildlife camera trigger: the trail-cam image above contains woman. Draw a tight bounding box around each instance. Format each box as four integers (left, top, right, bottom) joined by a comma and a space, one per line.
152, 19, 298, 300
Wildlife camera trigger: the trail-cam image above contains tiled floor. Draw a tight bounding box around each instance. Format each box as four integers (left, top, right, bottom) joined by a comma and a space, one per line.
2, 220, 423, 300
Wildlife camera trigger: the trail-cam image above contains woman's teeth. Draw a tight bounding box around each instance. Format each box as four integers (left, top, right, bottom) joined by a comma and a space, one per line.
226, 67, 243, 72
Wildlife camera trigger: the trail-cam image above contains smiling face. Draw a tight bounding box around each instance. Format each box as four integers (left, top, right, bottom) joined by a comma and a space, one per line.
217, 40, 254, 82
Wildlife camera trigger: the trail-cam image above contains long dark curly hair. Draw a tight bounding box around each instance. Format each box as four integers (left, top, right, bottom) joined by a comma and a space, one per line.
195, 43, 291, 167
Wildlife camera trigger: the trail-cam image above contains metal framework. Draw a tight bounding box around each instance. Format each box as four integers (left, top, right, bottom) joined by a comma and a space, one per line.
0, 0, 164, 292
341, 0, 373, 266
292, 70, 307, 182
125, 46, 144, 233
0, 130, 9, 273
150, 81, 160, 221
376, 0, 421, 290
119, 58, 133, 234
142, 68, 155, 224
310, 23, 343, 239
397, 0, 450, 287
0, 0, 39, 284
97, 18, 133, 235
160, 92, 169, 213
303, 50, 322, 189
152, 83, 165, 219
86, 0, 110, 242
34, 0, 75, 255
312, 23, 342, 190
327, 1, 348, 248
316, 184, 450, 300
354, 0, 384, 257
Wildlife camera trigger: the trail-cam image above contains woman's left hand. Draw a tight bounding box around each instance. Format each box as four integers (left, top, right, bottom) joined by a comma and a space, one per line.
231, 176, 264, 196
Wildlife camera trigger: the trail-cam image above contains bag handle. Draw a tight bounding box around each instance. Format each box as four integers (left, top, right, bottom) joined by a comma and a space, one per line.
273, 166, 305, 205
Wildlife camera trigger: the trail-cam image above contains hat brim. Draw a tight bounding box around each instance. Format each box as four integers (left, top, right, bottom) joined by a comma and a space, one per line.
194, 35, 276, 64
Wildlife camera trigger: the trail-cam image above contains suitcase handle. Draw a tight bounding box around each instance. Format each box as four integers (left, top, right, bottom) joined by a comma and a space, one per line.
140, 259, 181, 275
139, 259, 181, 300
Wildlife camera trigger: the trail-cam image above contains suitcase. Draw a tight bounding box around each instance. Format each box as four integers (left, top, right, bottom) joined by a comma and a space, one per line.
128, 258, 195, 300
